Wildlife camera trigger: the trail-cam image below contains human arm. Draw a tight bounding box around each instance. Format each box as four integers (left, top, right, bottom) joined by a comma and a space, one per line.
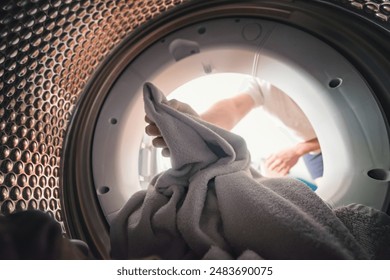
200, 77, 263, 130
265, 138, 321, 176
200, 94, 256, 130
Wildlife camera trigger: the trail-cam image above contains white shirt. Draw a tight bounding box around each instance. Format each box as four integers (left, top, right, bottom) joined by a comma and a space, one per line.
243, 78, 317, 142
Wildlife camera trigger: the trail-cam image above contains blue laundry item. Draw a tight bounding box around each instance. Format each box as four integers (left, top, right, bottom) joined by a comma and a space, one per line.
296, 177, 318, 191
302, 153, 324, 180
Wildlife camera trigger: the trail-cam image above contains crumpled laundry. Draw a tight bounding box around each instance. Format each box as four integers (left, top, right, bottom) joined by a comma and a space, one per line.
110, 82, 390, 260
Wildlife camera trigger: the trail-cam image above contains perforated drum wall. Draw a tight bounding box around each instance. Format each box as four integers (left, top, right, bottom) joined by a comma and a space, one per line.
0, 0, 186, 226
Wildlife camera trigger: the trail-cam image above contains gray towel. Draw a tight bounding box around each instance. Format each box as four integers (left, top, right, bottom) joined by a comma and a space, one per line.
334, 204, 390, 259
110, 82, 373, 260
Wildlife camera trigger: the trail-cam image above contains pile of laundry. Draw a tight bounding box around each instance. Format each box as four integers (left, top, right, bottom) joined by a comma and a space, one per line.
110, 83, 390, 260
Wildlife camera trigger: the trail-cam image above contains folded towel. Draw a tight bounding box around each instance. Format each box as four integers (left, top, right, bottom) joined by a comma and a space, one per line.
110, 82, 372, 260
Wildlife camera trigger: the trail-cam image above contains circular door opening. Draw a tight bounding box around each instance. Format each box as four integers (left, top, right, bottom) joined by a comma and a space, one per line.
93, 17, 389, 225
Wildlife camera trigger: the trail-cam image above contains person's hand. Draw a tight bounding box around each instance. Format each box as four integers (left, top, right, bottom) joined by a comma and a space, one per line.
145, 99, 199, 157
264, 146, 300, 177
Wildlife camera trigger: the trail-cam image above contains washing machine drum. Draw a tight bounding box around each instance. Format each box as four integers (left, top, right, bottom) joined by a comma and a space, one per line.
0, 0, 389, 259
